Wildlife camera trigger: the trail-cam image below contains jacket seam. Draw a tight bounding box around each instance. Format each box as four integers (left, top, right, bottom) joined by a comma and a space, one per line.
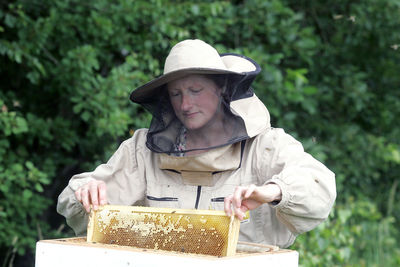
194, 186, 202, 209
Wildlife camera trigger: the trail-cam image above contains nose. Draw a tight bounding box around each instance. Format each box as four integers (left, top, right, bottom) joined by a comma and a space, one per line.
180, 93, 193, 111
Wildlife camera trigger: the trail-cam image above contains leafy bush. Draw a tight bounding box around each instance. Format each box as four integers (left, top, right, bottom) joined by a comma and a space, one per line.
0, 0, 399, 266
292, 197, 400, 266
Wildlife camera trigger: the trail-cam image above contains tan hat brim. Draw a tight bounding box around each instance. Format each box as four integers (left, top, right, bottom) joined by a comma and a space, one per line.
130, 68, 244, 103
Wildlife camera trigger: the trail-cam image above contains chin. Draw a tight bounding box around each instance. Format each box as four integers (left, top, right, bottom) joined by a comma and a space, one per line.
185, 124, 201, 131
184, 122, 206, 131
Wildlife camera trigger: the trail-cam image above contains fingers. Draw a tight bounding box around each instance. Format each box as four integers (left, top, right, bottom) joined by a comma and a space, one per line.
98, 181, 108, 206
232, 186, 244, 209
224, 195, 245, 219
89, 181, 99, 210
224, 184, 260, 220
224, 195, 234, 217
80, 185, 91, 213
74, 188, 82, 202
244, 184, 256, 199
224, 186, 248, 220
74, 180, 107, 213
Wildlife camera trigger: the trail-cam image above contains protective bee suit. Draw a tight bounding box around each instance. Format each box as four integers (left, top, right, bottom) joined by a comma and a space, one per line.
57, 39, 336, 248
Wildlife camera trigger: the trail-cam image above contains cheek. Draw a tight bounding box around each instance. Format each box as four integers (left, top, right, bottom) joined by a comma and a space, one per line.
204, 96, 220, 113
169, 98, 181, 112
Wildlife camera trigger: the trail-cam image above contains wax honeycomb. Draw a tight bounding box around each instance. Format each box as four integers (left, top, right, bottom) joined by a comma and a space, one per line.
87, 205, 240, 257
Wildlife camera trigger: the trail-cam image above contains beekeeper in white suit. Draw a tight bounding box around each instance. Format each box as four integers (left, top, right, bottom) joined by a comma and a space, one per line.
57, 39, 336, 248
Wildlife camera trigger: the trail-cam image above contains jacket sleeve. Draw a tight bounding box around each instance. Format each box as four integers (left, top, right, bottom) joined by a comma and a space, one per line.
56, 130, 147, 236
256, 128, 336, 235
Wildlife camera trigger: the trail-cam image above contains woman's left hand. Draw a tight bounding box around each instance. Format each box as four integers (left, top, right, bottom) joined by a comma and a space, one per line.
224, 183, 282, 220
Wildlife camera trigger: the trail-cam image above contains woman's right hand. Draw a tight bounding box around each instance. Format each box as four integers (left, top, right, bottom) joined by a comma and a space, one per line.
224, 183, 282, 220
74, 180, 108, 213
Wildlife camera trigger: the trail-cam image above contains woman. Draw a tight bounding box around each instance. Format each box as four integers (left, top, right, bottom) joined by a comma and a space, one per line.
57, 39, 336, 248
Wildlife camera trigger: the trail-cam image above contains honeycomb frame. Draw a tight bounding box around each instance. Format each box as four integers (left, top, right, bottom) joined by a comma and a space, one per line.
87, 205, 240, 257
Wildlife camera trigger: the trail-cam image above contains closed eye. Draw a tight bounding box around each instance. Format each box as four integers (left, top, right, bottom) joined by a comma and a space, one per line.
190, 88, 203, 94
169, 91, 181, 97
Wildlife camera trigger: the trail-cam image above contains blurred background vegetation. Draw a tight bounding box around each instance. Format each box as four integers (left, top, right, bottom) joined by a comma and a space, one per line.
1, 0, 399, 266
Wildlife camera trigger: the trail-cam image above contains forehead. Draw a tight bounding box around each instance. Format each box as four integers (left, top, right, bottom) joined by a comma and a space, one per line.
167, 74, 216, 89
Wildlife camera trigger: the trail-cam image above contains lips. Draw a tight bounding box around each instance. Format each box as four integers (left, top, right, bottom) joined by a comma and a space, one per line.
184, 112, 199, 118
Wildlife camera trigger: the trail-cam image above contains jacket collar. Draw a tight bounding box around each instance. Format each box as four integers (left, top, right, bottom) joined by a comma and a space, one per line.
158, 142, 242, 186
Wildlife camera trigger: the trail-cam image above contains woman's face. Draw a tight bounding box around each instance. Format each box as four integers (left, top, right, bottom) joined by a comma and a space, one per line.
167, 74, 221, 131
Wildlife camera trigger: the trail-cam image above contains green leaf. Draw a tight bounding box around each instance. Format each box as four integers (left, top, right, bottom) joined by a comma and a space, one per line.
22, 189, 33, 200
25, 161, 34, 169
35, 183, 44, 193
5, 14, 16, 27
303, 86, 318, 95
81, 111, 91, 122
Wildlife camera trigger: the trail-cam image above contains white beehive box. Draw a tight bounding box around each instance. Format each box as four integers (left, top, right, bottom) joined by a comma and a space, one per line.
35, 237, 299, 267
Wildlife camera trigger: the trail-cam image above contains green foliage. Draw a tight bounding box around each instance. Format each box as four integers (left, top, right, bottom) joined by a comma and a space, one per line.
0, 99, 51, 259
0, 0, 399, 266
292, 197, 400, 266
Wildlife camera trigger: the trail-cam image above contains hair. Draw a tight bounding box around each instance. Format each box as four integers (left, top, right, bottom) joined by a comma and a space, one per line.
207, 74, 227, 89
206, 74, 234, 106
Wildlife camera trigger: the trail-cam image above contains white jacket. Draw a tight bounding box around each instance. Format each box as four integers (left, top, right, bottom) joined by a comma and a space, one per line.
57, 94, 336, 248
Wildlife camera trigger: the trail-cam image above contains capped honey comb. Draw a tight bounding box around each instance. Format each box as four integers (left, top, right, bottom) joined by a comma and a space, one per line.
87, 205, 240, 257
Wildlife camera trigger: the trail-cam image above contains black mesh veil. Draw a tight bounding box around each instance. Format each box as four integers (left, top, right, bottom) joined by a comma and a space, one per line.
131, 53, 261, 155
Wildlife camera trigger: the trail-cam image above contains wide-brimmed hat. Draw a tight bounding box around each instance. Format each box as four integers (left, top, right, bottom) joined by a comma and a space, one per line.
130, 39, 261, 103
